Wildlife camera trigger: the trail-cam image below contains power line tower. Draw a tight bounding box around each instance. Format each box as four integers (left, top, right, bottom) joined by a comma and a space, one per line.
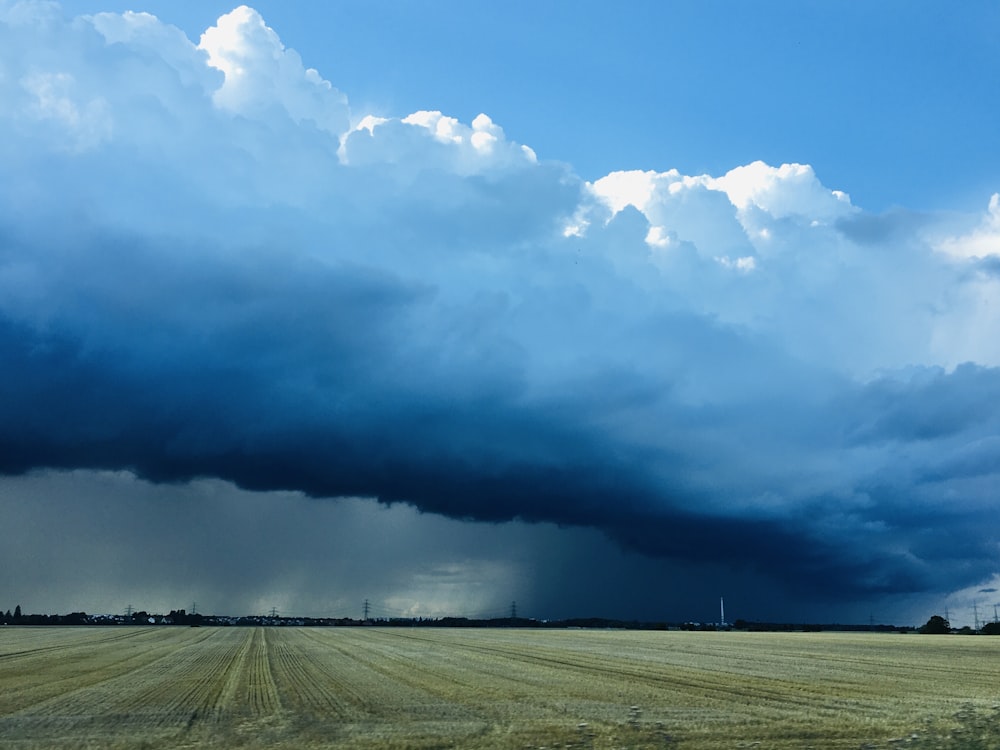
973, 601, 980, 631
190, 602, 198, 616
510, 601, 517, 619
363, 599, 370, 621
125, 604, 133, 617
269, 607, 278, 618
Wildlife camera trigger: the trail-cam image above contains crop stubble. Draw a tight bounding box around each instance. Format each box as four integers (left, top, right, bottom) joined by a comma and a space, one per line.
1, 627, 999, 749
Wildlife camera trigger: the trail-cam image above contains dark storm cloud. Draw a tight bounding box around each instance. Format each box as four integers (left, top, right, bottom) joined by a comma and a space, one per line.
847, 365, 1000, 444
3, 2, 1000, 613
975, 256, 1000, 278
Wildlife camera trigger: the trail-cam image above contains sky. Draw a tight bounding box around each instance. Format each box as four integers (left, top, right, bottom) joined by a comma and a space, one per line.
1, 1, 999, 627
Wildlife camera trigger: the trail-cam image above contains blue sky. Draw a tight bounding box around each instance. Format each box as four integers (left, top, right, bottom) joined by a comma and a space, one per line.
59, 0, 1000, 210
2, 1, 1000, 626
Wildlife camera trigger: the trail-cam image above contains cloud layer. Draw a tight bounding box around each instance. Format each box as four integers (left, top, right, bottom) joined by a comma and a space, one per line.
2, 2, 1000, 616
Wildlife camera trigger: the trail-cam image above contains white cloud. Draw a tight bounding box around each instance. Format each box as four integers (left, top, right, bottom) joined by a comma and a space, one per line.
0, 0, 60, 26
341, 108, 537, 176
198, 5, 349, 137
590, 161, 855, 263
19, 71, 112, 150
936, 193, 1000, 259
589, 169, 664, 214
715, 255, 756, 273
89, 10, 215, 90
712, 160, 855, 222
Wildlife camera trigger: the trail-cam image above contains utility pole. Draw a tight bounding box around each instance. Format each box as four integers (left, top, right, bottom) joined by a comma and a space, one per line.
363, 599, 370, 621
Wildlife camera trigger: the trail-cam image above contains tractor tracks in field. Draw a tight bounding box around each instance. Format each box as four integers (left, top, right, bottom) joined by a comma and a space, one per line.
317, 629, 622, 727
0, 627, 287, 744
0, 627, 151, 662
111, 627, 259, 729
293, 627, 478, 721
0, 628, 204, 716
266, 628, 376, 721
0, 628, 220, 742
5, 628, 1000, 749
209, 627, 282, 722
361, 629, 867, 722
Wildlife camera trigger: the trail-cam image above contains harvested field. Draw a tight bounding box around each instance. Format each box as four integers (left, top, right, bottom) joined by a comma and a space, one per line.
1, 627, 999, 749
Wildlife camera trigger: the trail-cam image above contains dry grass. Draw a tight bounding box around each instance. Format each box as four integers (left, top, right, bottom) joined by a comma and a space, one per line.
1, 627, 999, 749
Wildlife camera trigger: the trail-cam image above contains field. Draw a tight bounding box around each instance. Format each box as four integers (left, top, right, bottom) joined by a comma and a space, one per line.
2, 627, 1000, 749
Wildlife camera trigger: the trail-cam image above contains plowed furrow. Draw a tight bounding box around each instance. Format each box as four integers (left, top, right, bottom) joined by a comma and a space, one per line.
112, 629, 249, 730
370, 628, 844, 716
0, 629, 203, 715
248, 628, 281, 717
199, 628, 256, 725
265, 630, 361, 720
293, 630, 419, 716
296, 629, 467, 719
0, 627, 151, 661
0, 629, 239, 745
3, 627, 1000, 750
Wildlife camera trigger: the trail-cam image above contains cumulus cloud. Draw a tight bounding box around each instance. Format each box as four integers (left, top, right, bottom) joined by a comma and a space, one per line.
198, 5, 349, 136
936, 193, 1000, 259
0, 0, 61, 25
2, 2, 1000, 619
341, 109, 537, 179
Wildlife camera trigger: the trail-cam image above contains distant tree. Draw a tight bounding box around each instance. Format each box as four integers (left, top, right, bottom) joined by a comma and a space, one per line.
919, 615, 951, 634
980, 621, 1000, 635
13, 605, 21, 623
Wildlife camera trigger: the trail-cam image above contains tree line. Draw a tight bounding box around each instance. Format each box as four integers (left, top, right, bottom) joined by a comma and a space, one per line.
2, 605, 90, 626
919, 614, 1000, 635
5, 604, 999, 633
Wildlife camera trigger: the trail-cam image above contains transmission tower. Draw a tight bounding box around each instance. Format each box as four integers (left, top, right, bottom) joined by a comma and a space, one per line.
363, 599, 370, 621
510, 601, 517, 619
269, 607, 278, 618
125, 604, 133, 617
190, 602, 198, 615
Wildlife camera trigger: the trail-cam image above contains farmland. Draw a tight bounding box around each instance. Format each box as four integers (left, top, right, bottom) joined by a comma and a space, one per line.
1, 627, 999, 749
